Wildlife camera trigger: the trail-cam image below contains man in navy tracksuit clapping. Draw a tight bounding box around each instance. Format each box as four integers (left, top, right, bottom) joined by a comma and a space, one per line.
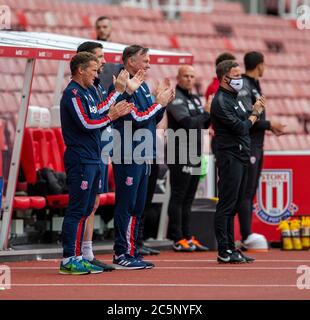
59, 52, 138, 275
109, 45, 174, 269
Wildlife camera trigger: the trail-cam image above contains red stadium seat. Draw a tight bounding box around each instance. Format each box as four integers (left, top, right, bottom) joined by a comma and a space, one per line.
108, 164, 115, 192
43, 129, 64, 172
21, 128, 66, 208
105, 192, 115, 206
52, 127, 65, 160
98, 192, 115, 206
12, 195, 46, 210
46, 194, 69, 208
13, 196, 30, 210
29, 196, 46, 209
21, 127, 115, 208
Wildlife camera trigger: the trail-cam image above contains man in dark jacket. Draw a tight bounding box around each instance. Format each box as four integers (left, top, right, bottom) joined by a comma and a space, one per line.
108, 45, 174, 269
237, 51, 285, 250
59, 52, 133, 275
210, 60, 265, 264
167, 65, 211, 252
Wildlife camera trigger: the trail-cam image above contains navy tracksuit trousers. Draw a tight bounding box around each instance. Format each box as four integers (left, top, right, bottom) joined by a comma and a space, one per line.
113, 162, 150, 257
62, 154, 101, 258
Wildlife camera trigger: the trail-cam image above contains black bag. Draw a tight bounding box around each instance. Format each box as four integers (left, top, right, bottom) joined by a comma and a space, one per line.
28, 168, 68, 196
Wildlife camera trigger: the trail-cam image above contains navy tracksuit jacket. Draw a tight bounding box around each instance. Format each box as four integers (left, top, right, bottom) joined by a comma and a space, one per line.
109, 81, 165, 257
60, 79, 120, 258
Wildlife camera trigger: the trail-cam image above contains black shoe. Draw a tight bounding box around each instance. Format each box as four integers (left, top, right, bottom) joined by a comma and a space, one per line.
143, 246, 160, 255
138, 246, 151, 256
235, 249, 255, 263
217, 250, 246, 264
90, 258, 115, 271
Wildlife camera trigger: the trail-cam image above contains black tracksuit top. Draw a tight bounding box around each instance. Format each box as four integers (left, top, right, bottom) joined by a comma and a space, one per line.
167, 85, 210, 166
237, 74, 271, 148
210, 86, 253, 162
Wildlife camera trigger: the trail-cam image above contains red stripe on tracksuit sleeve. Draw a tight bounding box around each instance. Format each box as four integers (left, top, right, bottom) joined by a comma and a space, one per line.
76, 96, 110, 126
97, 90, 116, 112
131, 103, 159, 118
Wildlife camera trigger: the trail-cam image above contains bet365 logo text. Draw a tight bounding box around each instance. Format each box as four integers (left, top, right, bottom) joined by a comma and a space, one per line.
296, 265, 310, 289
0, 265, 11, 290
297, 5, 310, 30
0, 5, 11, 30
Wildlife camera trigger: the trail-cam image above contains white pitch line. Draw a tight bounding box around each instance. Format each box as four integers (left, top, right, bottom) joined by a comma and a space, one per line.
6, 259, 310, 267
145, 259, 310, 262
7, 283, 297, 288
9, 266, 301, 270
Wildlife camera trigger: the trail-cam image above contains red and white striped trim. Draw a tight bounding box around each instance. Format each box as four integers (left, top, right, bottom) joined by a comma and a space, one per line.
72, 96, 111, 129
97, 90, 120, 114
75, 216, 87, 257
130, 103, 163, 122
126, 216, 137, 256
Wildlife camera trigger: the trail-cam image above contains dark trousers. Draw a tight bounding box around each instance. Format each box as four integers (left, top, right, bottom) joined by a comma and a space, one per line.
137, 163, 159, 246
238, 147, 264, 241
167, 164, 200, 242
62, 162, 101, 258
113, 163, 149, 257
215, 152, 248, 254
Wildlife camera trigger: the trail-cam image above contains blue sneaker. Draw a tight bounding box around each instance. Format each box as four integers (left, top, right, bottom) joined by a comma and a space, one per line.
139, 259, 154, 269
135, 254, 155, 269
113, 254, 147, 270
59, 257, 90, 275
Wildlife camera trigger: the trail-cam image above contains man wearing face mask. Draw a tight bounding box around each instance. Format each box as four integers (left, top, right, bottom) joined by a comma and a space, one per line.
237, 51, 285, 250
210, 60, 265, 264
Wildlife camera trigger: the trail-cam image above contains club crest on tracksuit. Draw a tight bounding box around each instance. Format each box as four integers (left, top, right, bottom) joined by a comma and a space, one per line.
80, 180, 88, 190
125, 176, 133, 186
253, 169, 298, 225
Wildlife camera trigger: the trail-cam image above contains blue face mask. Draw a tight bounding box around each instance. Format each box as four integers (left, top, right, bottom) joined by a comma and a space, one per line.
226, 76, 243, 92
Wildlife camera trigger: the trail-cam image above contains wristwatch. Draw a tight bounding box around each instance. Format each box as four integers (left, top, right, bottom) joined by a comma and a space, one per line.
251, 109, 261, 120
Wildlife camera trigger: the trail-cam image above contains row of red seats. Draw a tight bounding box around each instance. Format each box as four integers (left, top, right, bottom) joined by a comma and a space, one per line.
187, 11, 292, 28
264, 134, 310, 151
233, 25, 309, 44
0, 120, 46, 211
0, 74, 70, 94
20, 127, 116, 209
267, 99, 310, 117
261, 82, 310, 99
5, 0, 163, 20
263, 68, 310, 83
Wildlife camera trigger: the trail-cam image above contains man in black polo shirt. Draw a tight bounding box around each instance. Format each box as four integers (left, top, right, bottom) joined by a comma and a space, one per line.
210, 60, 265, 263
166, 65, 211, 252
237, 51, 285, 250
